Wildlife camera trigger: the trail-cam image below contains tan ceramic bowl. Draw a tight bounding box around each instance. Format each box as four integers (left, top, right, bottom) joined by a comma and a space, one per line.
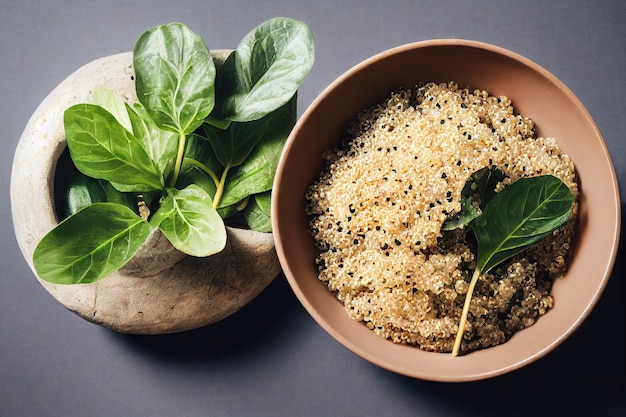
272, 39, 621, 382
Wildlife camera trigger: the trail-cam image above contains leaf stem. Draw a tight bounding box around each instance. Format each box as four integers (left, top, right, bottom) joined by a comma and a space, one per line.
212, 165, 230, 209
182, 158, 221, 188
170, 131, 187, 187
452, 268, 481, 357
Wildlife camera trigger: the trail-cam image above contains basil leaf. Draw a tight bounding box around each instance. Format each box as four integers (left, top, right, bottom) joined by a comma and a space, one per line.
126, 102, 179, 180
442, 166, 505, 231
218, 123, 286, 208
134, 22, 216, 134
33, 203, 151, 284
150, 185, 226, 257
242, 193, 272, 232
213, 17, 314, 122
64, 104, 164, 192
470, 175, 575, 274
202, 93, 296, 168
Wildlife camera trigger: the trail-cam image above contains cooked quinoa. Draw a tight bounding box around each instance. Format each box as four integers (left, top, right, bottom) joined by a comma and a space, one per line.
305, 82, 578, 354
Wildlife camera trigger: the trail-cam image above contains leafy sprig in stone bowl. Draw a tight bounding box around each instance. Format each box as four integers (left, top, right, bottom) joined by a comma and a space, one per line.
33, 18, 315, 285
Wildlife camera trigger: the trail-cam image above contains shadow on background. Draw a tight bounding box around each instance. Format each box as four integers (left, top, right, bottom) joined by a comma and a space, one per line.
378, 202, 626, 416
107, 273, 304, 365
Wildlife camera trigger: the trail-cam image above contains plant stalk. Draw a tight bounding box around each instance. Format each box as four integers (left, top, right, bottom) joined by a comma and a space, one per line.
170, 131, 187, 187
452, 268, 481, 356
212, 165, 230, 209
182, 158, 221, 188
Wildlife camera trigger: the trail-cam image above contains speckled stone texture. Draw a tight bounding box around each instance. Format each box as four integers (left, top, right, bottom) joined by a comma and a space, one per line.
11, 52, 281, 334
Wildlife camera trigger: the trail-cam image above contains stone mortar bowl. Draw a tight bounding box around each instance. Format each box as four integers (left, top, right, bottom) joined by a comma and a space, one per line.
11, 51, 281, 335
272, 39, 621, 381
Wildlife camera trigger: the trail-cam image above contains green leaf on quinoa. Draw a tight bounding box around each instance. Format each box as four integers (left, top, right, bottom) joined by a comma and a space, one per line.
442, 166, 505, 231
470, 174, 575, 274
451, 172, 575, 356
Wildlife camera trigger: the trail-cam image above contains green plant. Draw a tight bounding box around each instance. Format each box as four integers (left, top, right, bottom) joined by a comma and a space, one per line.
33, 18, 315, 285
444, 169, 575, 356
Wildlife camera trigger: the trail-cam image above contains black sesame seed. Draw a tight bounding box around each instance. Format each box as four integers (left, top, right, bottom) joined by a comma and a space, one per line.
353, 239, 359, 245
394, 239, 402, 246
440, 119, 445, 124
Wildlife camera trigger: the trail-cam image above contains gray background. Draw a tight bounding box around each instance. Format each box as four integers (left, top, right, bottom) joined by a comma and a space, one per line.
1, 1, 624, 416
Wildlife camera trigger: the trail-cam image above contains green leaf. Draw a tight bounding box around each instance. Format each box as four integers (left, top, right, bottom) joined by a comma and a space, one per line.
33, 203, 151, 284
64, 104, 164, 192
218, 122, 287, 208
133, 22, 216, 134
451, 172, 575, 356
213, 17, 314, 122
126, 102, 179, 180
150, 185, 226, 257
442, 166, 506, 231
242, 192, 272, 232
63, 171, 142, 219
202, 93, 296, 168
91, 85, 133, 132
471, 175, 575, 274
63, 170, 107, 218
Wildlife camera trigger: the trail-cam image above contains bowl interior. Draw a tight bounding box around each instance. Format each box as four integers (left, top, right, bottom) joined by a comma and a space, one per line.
272, 39, 620, 381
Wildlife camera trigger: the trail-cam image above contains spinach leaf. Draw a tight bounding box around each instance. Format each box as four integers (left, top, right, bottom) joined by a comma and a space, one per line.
451, 173, 574, 356
242, 192, 272, 232
63, 171, 142, 218
149, 185, 226, 257
33, 203, 151, 284
126, 102, 179, 180
203, 93, 296, 169
442, 166, 505, 231
64, 104, 164, 192
92, 86, 133, 132
213, 17, 314, 122
471, 174, 575, 274
133, 23, 216, 135
217, 124, 286, 208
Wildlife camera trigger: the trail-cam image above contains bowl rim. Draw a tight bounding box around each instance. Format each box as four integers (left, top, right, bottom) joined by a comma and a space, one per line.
273, 38, 621, 381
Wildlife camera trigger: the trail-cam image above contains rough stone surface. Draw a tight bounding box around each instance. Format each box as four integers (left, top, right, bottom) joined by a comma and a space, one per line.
11, 52, 281, 334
